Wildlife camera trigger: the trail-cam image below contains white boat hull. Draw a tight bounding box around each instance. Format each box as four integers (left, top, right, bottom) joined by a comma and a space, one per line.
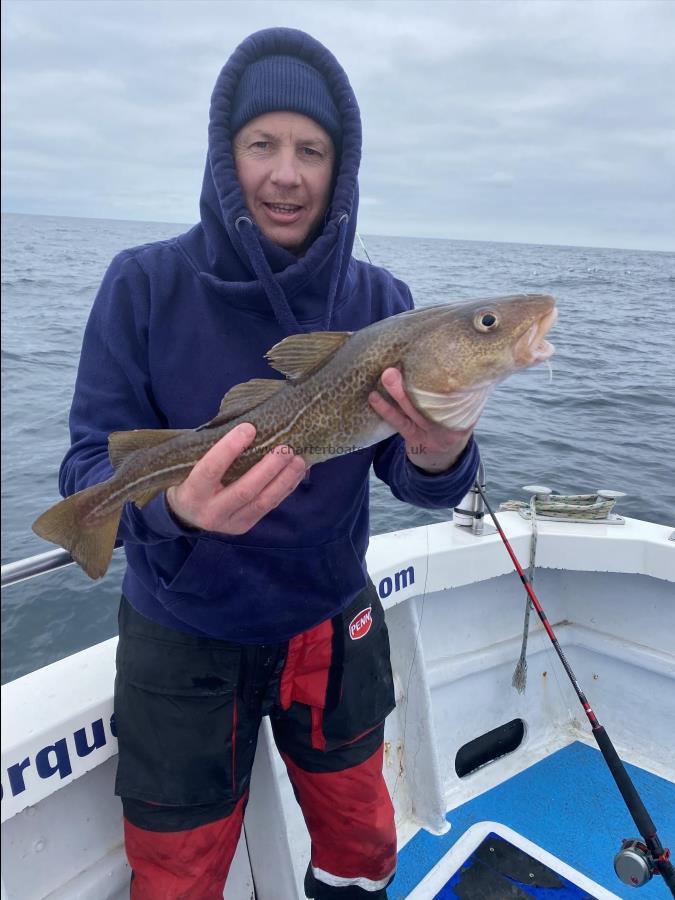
2, 513, 674, 899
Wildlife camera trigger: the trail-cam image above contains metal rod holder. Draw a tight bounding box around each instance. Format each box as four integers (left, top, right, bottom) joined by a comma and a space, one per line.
453, 462, 496, 536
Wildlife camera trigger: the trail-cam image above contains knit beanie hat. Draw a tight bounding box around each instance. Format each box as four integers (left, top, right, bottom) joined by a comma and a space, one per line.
230, 55, 342, 148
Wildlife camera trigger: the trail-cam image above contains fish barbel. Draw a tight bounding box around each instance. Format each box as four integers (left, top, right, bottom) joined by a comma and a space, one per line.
32, 293, 557, 579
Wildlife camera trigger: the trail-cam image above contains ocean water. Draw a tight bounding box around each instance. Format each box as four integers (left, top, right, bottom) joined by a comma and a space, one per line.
2, 212, 673, 683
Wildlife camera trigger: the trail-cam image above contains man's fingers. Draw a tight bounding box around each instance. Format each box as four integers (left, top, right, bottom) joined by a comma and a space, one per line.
220, 445, 302, 515
224, 455, 307, 533
379, 368, 431, 430
368, 389, 418, 441
187, 423, 256, 502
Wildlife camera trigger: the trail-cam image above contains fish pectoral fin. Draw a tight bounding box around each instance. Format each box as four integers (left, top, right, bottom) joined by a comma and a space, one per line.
200, 379, 285, 430
108, 428, 187, 470
407, 384, 495, 431
265, 331, 352, 381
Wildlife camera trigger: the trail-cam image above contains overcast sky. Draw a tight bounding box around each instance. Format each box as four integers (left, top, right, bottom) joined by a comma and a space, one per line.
2, 0, 674, 251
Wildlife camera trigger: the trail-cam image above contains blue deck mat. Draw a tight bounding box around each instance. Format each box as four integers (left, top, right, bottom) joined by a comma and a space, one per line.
392, 741, 675, 899
436, 830, 596, 898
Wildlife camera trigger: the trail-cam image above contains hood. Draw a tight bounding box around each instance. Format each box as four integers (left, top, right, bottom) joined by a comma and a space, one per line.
180, 27, 362, 334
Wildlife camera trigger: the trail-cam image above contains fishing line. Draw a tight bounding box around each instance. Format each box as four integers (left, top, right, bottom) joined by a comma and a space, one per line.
356, 230, 426, 805
544, 359, 554, 384
476, 481, 675, 895
356, 231, 374, 265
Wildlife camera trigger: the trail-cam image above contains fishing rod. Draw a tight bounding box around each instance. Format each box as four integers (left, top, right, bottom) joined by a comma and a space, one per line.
475, 481, 675, 896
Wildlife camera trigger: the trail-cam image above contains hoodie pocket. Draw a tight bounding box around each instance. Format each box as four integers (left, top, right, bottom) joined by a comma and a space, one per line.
157, 534, 368, 641
158, 536, 231, 600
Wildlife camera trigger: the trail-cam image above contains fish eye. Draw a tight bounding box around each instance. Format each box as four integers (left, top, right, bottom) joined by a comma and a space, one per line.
474, 311, 499, 332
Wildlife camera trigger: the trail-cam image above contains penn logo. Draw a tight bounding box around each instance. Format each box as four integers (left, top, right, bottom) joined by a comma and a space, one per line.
349, 607, 372, 640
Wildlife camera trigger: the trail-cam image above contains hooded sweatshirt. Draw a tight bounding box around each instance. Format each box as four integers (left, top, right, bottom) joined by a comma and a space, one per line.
60, 28, 480, 643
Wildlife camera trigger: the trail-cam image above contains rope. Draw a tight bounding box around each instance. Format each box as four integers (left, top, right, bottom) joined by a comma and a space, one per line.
499, 492, 617, 521
511, 494, 537, 693
507, 490, 617, 693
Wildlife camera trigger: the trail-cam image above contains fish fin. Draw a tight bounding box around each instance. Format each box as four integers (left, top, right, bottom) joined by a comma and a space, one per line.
265, 331, 352, 381
133, 488, 163, 509
108, 429, 187, 470
199, 379, 285, 430
32, 487, 120, 580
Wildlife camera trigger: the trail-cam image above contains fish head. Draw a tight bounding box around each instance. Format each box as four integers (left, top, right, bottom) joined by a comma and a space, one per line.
401, 293, 557, 429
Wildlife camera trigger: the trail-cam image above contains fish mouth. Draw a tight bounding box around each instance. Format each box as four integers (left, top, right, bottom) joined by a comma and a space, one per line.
515, 306, 557, 366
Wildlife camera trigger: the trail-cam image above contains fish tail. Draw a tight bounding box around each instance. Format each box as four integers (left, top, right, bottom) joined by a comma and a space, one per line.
32, 485, 121, 580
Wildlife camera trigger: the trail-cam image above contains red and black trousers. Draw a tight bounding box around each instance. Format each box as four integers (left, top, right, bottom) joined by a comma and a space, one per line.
114, 583, 397, 899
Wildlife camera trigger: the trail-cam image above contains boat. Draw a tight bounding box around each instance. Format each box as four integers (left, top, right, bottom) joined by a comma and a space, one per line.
2, 481, 674, 899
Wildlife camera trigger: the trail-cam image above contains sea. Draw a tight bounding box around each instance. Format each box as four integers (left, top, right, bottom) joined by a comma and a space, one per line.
2, 212, 674, 684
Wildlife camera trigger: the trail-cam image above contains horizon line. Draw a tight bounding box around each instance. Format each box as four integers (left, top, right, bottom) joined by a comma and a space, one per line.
1, 208, 671, 256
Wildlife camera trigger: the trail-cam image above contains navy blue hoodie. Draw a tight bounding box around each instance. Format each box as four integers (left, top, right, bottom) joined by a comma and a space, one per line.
60, 28, 480, 642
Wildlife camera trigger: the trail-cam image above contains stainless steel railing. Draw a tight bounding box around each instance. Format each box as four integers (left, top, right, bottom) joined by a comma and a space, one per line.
2, 548, 77, 587
1, 546, 123, 588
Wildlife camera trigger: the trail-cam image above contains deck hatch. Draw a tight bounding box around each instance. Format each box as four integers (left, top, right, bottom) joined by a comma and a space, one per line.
434, 831, 598, 898
455, 718, 525, 778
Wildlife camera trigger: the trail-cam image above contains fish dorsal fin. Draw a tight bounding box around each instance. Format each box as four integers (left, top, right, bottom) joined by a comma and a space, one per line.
108, 428, 187, 470
200, 378, 285, 430
265, 331, 352, 381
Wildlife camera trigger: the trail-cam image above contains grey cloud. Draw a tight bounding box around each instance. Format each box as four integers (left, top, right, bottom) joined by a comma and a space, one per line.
473, 173, 515, 188
2, 0, 674, 250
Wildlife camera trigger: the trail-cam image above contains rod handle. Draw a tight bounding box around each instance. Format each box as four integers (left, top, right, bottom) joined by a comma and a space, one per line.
593, 726, 655, 838
593, 726, 675, 895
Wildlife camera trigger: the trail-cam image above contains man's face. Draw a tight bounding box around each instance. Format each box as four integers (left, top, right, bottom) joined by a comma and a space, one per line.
233, 111, 335, 256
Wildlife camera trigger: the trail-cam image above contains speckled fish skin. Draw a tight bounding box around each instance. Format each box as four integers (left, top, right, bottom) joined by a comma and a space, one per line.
217, 292, 557, 479
32, 293, 556, 578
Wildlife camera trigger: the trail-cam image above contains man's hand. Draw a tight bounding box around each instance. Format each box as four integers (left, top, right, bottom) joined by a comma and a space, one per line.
166, 423, 306, 534
368, 368, 473, 474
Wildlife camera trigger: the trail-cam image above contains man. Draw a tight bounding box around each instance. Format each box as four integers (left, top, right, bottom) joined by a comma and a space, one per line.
60, 27, 480, 899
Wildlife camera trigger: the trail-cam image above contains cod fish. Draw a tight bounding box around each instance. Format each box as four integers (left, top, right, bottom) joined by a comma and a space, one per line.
33, 293, 557, 579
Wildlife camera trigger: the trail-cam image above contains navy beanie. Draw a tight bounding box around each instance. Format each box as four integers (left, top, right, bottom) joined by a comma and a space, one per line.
230, 55, 341, 147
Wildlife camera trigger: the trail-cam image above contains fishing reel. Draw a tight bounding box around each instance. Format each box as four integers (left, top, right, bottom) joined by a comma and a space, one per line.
614, 838, 659, 887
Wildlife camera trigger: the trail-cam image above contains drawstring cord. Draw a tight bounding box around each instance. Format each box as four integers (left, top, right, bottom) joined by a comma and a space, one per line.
235, 216, 300, 335
234, 213, 350, 334
322, 213, 349, 331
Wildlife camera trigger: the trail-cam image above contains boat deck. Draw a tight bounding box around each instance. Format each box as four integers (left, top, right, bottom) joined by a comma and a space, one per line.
395, 741, 675, 899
